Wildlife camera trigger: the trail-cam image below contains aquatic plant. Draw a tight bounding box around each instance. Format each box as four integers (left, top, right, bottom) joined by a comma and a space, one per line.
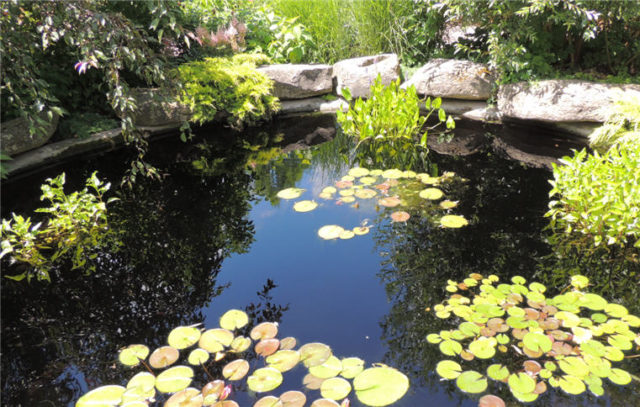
276, 166, 469, 240
1, 172, 117, 282
76, 309, 409, 407
589, 93, 640, 152
428, 273, 640, 404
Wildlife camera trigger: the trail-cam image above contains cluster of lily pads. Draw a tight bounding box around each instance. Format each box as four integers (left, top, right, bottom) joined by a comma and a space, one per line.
76, 309, 409, 407
428, 274, 640, 405
276, 167, 469, 241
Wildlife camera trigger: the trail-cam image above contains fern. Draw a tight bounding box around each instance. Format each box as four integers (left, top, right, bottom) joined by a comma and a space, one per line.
589, 93, 640, 152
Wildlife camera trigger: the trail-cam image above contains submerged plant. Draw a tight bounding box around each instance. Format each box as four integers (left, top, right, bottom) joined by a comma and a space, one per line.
428, 273, 640, 404
76, 309, 409, 407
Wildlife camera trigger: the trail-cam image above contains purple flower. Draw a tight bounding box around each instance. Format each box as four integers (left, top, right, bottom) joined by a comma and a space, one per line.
74, 61, 89, 74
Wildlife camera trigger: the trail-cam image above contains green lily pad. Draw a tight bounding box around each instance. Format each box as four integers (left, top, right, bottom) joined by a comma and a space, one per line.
570, 275, 589, 289
558, 357, 589, 377
293, 200, 318, 212
300, 343, 332, 368
277, 188, 305, 200
487, 364, 509, 381
528, 282, 546, 293
439, 200, 458, 209
339, 230, 355, 240
341, 175, 355, 182
229, 335, 251, 353
440, 215, 469, 228
320, 377, 352, 401
340, 357, 365, 379
165, 388, 203, 407
223, 359, 250, 381
322, 186, 337, 194
339, 196, 356, 203
219, 309, 249, 330
247, 367, 284, 393
187, 348, 209, 365
439, 339, 462, 356
310, 356, 343, 379
523, 332, 552, 354
353, 366, 409, 406
355, 189, 377, 199
318, 225, 345, 240
419, 188, 444, 200
76, 385, 126, 407
609, 368, 632, 385
382, 169, 403, 179
168, 326, 201, 350
125, 372, 156, 400
604, 303, 628, 318
352, 226, 370, 236
456, 370, 487, 394
555, 311, 580, 328
359, 176, 377, 185
339, 189, 355, 197
155, 365, 194, 393
580, 340, 607, 357
508, 372, 535, 394
436, 360, 462, 379
119, 344, 150, 366
149, 345, 180, 369
199, 328, 234, 352
580, 293, 607, 310
558, 375, 586, 395
468, 338, 496, 359
349, 167, 370, 177
510, 390, 538, 403
426, 333, 442, 344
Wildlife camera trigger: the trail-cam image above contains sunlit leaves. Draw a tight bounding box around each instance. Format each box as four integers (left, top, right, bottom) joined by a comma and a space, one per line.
219, 309, 249, 331
247, 367, 283, 393
436, 360, 462, 379
118, 344, 149, 366
353, 367, 409, 406
320, 377, 352, 400
440, 215, 469, 228
276, 188, 305, 200
455, 371, 487, 394
266, 350, 301, 372
169, 326, 202, 349
149, 346, 180, 369
318, 225, 345, 240
165, 387, 203, 407
293, 200, 318, 212
76, 385, 126, 407
188, 348, 210, 365
155, 365, 194, 393
300, 343, 332, 368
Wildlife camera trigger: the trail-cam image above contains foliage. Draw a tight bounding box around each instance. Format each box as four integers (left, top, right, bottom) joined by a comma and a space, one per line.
429, 273, 640, 403
56, 112, 119, 140
337, 76, 455, 170
176, 53, 279, 129
589, 93, 640, 152
0, 172, 117, 282
439, 0, 640, 83
75, 309, 409, 406
546, 145, 640, 251
0, 152, 11, 179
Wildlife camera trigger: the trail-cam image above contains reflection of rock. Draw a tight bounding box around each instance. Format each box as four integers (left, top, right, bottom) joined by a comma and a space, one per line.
279, 97, 348, 115
498, 80, 640, 123
402, 59, 494, 100
427, 121, 488, 156
257, 64, 333, 99
333, 54, 400, 98
129, 88, 191, 128
271, 113, 337, 152
1, 113, 59, 155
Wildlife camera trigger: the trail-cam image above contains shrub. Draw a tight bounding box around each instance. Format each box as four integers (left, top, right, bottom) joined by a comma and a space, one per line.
56, 112, 119, 140
176, 53, 279, 129
546, 145, 640, 251
1, 172, 118, 282
589, 94, 640, 152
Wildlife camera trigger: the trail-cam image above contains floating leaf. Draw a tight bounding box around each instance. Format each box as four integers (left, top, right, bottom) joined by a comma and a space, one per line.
456, 371, 488, 394
609, 368, 631, 385
468, 338, 496, 359
280, 337, 297, 350
340, 196, 356, 203
439, 339, 462, 356
318, 225, 345, 240
440, 215, 468, 228
478, 394, 506, 407
570, 275, 589, 289
267, 350, 301, 372
339, 189, 355, 197
352, 227, 370, 235
436, 360, 462, 379
300, 343, 332, 368
255, 338, 280, 357
382, 169, 403, 179
508, 372, 535, 394
522, 332, 552, 354
202, 380, 225, 405
486, 364, 509, 381
310, 356, 343, 379
76, 385, 126, 407
348, 168, 370, 177
390, 211, 410, 222
439, 200, 458, 209
353, 366, 409, 406
168, 326, 201, 350
247, 367, 283, 393
321, 377, 352, 401
419, 188, 444, 200
310, 399, 340, 407
378, 197, 401, 207
293, 200, 318, 212
341, 175, 355, 182
126, 372, 156, 400
340, 357, 365, 379
322, 187, 337, 194
354, 189, 377, 199
188, 348, 210, 365
251, 322, 279, 341
280, 391, 306, 407
558, 375, 586, 395
303, 373, 326, 390
277, 188, 305, 200
165, 387, 203, 407
222, 359, 250, 381
254, 395, 282, 407
200, 329, 234, 352
155, 365, 194, 393
339, 230, 355, 240
359, 176, 377, 185
335, 180, 353, 189
220, 309, 249, 330
119, 344, 150, 366
604, 303, 628, 318
149, 346, 180, 369
558, 357, 588, 377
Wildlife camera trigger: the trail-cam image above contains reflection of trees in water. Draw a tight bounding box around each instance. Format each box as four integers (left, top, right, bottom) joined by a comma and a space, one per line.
374, 152, 640, 404
0, 135, 282, 406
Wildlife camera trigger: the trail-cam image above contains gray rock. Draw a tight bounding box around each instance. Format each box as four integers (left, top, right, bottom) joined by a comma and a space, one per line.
257, 64, 333, 99
1, 112, 59, 156
402, 59, 494, 100
279, 97, 349, 115
129, 88, 191, 127
333, 54, 400, 98
498, 80, 640, 122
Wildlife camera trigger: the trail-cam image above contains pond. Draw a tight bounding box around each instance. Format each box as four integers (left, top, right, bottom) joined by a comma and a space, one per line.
1, 117, 639, 407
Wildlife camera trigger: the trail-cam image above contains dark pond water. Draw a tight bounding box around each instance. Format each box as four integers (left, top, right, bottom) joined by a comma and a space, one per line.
1, 117, 639, 407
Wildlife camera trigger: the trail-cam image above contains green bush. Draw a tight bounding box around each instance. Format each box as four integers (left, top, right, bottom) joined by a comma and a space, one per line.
56, 113, 119, 140
589, 94, 640, 152
176, 53, 279, 128
1, 172, 118, 282
546, 145, 640, 251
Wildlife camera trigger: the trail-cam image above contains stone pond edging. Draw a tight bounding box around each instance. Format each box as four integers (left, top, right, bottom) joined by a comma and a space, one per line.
4, 53, 636, 177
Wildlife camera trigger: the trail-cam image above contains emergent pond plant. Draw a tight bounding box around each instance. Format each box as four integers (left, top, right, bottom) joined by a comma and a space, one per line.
428, 273, 640, 405
76, 309, 410, 407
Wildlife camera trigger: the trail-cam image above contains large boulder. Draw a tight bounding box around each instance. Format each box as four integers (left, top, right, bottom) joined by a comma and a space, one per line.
1, 112, 59, 156
257, 64, 333, 99
129, 88, 191, 128
402, 59, 494, 100
498, 80, 640, 123
333, 54, 400, 98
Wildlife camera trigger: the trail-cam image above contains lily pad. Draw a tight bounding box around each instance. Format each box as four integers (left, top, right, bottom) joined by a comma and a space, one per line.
382, 169, 403, 179
522, 332, 552, 353
478, 395, 506, 407
277, 188, 305, 200
119, 344, 150, 366
349, 168, 370, 177
188, 348, 210, 365
155, 365, 194, 393
353, 227, 370, 235
149, 346, 180, 369
440, 215, 469, 228
354, 189, 377, 199
339, 189, 355, 197
487, 364, 509, 381
436, 360, 462, 379
220, 309, 249, 331
309, 356, 343, 379
439, 339, 462, 356
293, 200, 318, 213
468, 338, 496, 359
267, 350, 301, 372
76, 385, 126, 407
419, 188, 444, 200
253, 396, 282, 407
251, 322, 279, 341
168, 326, 201, 350
229, 335, 251, 353
165, 388, 203, 407
353, 366, 409, 406
508, 372, 535, 394
280, 337, 297, 350
341, 175, 355, 182
609, 368, 632, 385
300, 343, 332, 368
340, 357, 365, 379
558, 375, 586, 395
359, 176, 377, 185
439, 200, 458, 209
310, 399, 340, 407
322, 186, 337, 194
318, 225, 345, 240
222, 359, 250, 380
126, 372, 156, 399
339, 230, 355, 240
303, 373, 326, 390
456, 370, 488, 394
200, 328, 234, 352
390, 211, 410, 222
255, 338, 281, 357
339, 196, 356, 203
247, 367, 283, 393
202, 380, 225, 404
321, 377, 352, 401
378, 197, 401, 208
280, 391, 307, 407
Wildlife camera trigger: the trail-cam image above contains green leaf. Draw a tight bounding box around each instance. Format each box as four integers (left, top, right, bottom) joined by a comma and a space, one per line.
456, 370, 487, 394
247, 367, 283, 393
219, 309, 249, 330
508, 372, 535, 394
523, 332, 552, 354
320, 377, 352, 401
168, 326, 201, 349
439, 339, 462, 356
353, 366, 409, 406
155, 365, 194, 393
436, 360, 462, 379
487, 364, 509, 381
76, 385, 126, 407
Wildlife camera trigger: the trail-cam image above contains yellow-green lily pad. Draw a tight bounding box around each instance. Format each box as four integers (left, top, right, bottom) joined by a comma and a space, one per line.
348, 168, 370, 177
436, 360, 462, 379
247, 367, 283, 393
309, 356, 342, 379
222, 359, 250, 380
76, 385, 126, 407
220, 309, 249, 330
119, 344, 149, 366
300, 343, 332, 368
199, 328, 234, 352
267, 350, 301, 372
277, 188, 305, 200
149, 346, 180, 369
187, 348, 210, 365
155, 365, 194, 393
440, 215, 469, 228
339, 230, 355, 240
353, 366, 409, 406
165, 387, 203, 407
352, 227, 370, 235
456, 370, 487, 394
340, 357, 365, 379
419, 188, 444, 200
168, 326, 201, 350
354, 189, 377, 199
293, 200, 318, 212
318, 225, 345, 240
321, 377, 352, 401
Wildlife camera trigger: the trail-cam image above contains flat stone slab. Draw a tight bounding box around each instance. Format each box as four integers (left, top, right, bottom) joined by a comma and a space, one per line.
279, 97, 348, 115
258, 64, 333, 99
333, 54, 400, 98
498, 80, 640, 122
130, 88, 191, 127
1, 113, 59, 156
403, 59, 494, 100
